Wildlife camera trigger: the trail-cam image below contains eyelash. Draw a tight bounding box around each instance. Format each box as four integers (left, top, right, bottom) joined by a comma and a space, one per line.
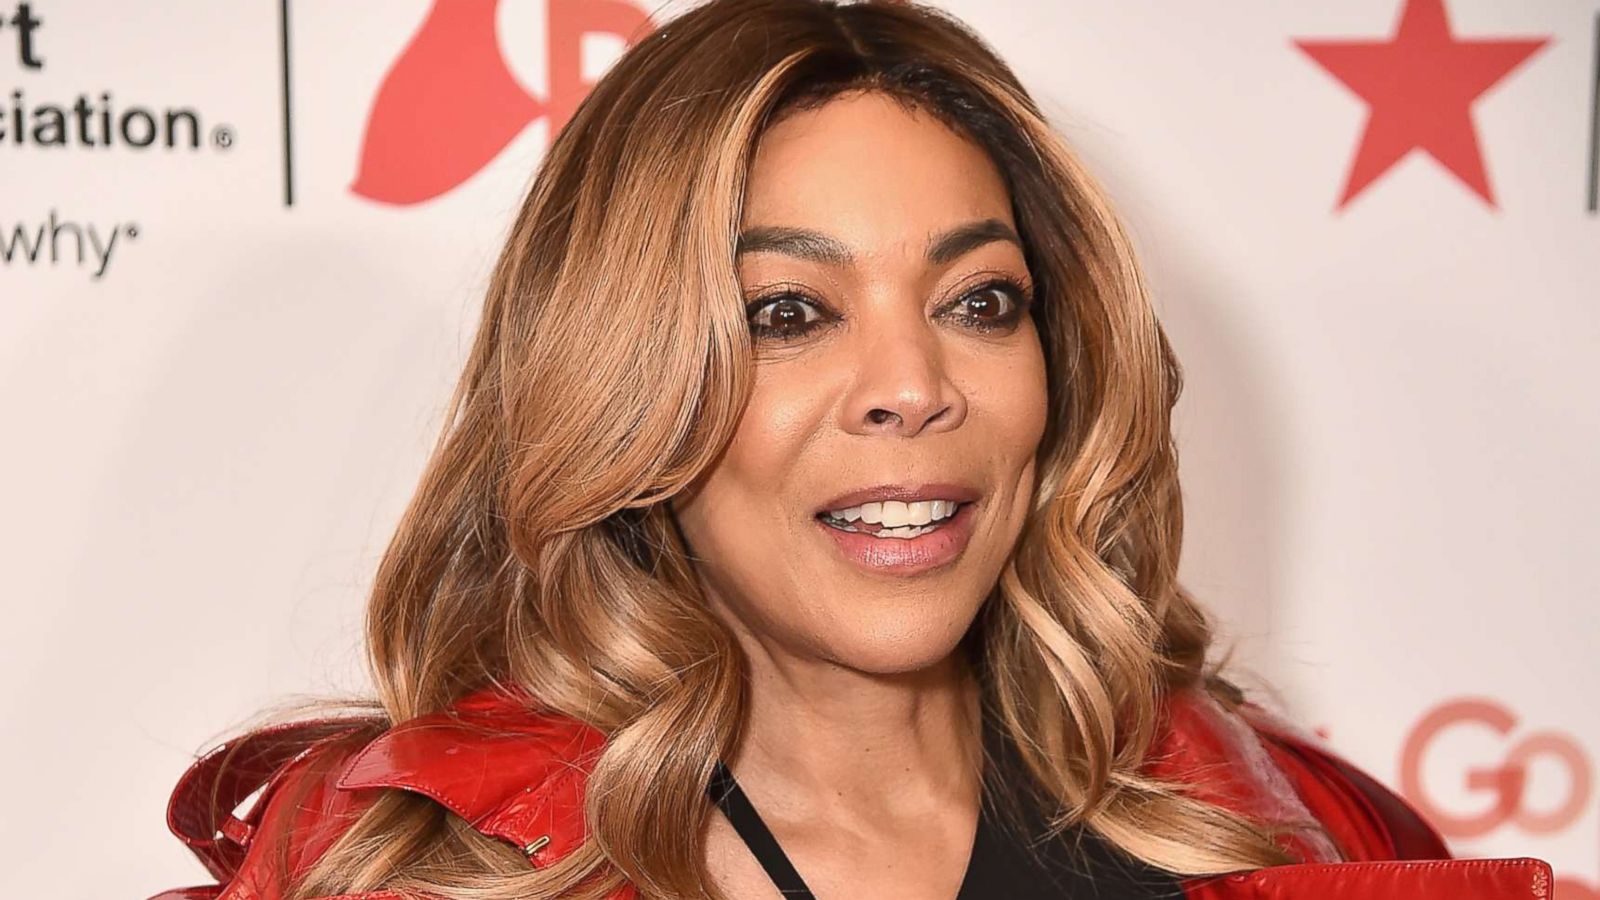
744, 277, 1036, 344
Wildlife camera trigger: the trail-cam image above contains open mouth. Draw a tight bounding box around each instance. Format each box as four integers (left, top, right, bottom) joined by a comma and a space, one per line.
815, 499, 974, 540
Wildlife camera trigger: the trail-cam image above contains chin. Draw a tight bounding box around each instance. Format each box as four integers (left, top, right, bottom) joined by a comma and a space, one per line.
820, 606, 978, 675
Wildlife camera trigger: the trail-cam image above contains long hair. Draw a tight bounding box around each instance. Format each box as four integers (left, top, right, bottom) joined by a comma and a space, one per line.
243, 1, 1306, 897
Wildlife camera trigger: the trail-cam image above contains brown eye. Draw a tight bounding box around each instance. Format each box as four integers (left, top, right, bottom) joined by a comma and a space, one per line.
945, 278, 1033, 332
746, 292, 830, 342
961, 285, 1013, 320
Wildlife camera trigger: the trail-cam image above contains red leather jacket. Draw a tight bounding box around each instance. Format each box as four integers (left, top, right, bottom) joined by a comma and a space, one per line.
150, 685, 1553, 900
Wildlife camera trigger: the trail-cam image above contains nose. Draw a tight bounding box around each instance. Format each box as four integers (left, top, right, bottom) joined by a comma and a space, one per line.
839, 323, 967, 437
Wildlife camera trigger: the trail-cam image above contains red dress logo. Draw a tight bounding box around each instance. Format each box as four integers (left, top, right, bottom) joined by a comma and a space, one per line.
352, 0, 655, 205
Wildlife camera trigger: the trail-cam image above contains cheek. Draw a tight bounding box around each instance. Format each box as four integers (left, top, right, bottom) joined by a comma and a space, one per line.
715, 373, 824, 507
972, 335, 1050, 469
677, 374, 823, 567
1018, 356, 1050, 455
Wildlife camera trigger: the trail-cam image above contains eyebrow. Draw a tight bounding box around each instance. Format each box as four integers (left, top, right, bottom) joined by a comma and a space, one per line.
734, 217, 1023, 266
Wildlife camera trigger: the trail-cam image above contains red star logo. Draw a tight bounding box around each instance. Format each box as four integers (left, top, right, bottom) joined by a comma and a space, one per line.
1294, 0, 1549, 210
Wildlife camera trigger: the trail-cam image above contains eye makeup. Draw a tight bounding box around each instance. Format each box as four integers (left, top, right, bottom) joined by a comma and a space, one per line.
744, 274, 1035, 344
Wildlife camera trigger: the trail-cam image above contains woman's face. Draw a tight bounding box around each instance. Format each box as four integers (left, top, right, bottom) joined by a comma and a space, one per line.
671, 90, 1049, 675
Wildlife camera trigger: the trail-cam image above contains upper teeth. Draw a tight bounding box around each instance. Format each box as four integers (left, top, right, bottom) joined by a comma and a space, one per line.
825, 499, 960, 527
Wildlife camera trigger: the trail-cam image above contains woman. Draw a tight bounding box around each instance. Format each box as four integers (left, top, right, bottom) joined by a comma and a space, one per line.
152, 1, 1551, 898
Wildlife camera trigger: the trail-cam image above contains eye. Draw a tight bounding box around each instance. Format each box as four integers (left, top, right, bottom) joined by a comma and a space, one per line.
942, 277, 1034, 331
746, 290, 832, 342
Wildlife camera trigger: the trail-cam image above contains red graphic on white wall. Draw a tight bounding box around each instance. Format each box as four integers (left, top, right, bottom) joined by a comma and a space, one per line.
352, 0, 655, 205
1400, 698, 1597, 900
1293, 0, 1549, 210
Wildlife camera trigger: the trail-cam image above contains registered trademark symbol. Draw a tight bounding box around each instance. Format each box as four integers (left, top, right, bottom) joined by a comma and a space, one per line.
125, 224, 139, 239
212, 125, 235, 150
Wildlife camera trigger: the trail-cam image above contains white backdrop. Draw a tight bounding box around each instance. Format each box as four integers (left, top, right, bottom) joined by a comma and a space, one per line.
1, 1, 1594, 897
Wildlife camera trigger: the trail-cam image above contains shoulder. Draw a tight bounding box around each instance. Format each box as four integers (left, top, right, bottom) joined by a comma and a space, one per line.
1149, 684, 1452, 864
156, 682, 1453, 896
150, 685, 608, 900
151, 714, 389, 900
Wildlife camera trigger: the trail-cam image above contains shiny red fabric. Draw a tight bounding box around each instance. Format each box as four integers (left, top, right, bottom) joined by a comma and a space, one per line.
149, 685, 1553, 899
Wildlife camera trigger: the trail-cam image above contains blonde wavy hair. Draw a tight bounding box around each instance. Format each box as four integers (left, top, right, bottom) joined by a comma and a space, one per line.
230, 0, 1310, 897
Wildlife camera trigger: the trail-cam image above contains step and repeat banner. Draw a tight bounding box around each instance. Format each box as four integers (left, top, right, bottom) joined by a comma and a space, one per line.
0, 1, 1594, 897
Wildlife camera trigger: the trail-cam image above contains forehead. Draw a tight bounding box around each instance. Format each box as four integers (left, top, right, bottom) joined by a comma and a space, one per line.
741, 91, 1015, 252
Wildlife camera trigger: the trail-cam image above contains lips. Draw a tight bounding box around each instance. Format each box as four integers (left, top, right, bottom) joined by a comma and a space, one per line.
814, 482, 982, 516
814, 497, 979, 575
808, 481, 984, 576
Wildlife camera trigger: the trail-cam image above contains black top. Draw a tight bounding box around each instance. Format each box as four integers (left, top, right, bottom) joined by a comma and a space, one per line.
706, 714, 1184, 899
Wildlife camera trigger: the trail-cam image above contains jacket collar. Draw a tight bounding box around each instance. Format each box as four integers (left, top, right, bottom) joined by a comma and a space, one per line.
334, 683, 604, 864
1147, 685, 1346, 864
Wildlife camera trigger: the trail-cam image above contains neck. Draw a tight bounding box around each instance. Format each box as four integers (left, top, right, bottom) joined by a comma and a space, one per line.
724, 629, 985, 822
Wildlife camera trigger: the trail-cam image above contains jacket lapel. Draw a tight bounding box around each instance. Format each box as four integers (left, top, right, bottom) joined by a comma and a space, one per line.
334, 684, 603, 866
1181, 857, 1553, 898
